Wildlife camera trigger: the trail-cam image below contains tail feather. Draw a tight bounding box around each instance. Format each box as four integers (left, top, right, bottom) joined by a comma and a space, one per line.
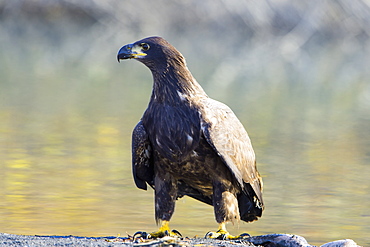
238, 183, 264, 222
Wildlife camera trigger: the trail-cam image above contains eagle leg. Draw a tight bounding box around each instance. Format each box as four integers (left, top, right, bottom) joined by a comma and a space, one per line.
205, 182, 250, 240
212, 181, 240, 223
154, 173, 177, 221
205, 222, 250, 240
134, 174, 181, 239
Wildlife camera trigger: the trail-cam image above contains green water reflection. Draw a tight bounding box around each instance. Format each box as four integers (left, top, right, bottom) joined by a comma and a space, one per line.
1, 74, 369, 245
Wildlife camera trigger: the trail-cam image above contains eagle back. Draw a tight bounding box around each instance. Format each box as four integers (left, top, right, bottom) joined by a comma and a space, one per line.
142, 102, 201, 161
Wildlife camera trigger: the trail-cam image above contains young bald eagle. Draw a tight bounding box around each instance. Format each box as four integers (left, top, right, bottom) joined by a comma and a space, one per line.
117, 36, 264, 239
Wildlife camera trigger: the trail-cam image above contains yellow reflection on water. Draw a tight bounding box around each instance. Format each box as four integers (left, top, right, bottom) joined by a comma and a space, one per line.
0, 101, 369, 246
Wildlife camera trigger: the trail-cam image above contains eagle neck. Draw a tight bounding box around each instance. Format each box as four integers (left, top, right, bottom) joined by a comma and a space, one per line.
150, 60, 207, 105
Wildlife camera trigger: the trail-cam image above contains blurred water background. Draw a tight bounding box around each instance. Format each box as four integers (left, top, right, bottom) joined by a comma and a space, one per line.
0, 0, 370, 246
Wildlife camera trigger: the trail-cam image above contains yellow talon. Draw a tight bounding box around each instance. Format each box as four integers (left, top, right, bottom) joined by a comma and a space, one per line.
159, 221, 171, 233
149, 220, 171, 238
205, 223, 250, 240
133, 221, 182, 239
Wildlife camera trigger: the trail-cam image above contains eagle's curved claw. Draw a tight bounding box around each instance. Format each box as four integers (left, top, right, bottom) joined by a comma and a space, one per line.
133, 231, 150, 239
205, 230, 228, 239
171, 229, 182, 237
239, 233, 251, 238
205, 231, 229, 240
205, 230, 250, 240
133, 229, 182, 239
205, 231, 216, 238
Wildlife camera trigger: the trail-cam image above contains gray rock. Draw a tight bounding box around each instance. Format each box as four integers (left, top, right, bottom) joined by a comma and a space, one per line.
320, 239, 361, 247
0, 233, 362, 247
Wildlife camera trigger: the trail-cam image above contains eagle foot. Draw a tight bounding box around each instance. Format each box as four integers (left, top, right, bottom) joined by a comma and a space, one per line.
205, 230, 250, 240
133, 229, 182, 239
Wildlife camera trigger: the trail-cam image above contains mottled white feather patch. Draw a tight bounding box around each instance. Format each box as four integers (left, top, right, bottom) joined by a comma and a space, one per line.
156, 137, 162, 147
222, 191, 240, 222
186, 134, 193, 145
177, 91, 186, 101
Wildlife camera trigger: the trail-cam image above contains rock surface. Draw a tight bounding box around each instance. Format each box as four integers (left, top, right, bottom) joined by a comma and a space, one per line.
0, 233, 362, 247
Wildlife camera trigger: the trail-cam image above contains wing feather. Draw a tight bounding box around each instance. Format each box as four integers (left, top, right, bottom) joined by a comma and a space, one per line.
200, 98, 263, 204
132, 120, 154, 190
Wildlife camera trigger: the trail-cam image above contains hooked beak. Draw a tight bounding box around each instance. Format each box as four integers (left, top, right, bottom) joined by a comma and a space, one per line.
117, 43, 147, 62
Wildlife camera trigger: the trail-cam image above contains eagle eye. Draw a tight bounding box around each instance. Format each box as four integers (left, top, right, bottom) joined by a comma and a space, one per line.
141, 43, 150, 51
